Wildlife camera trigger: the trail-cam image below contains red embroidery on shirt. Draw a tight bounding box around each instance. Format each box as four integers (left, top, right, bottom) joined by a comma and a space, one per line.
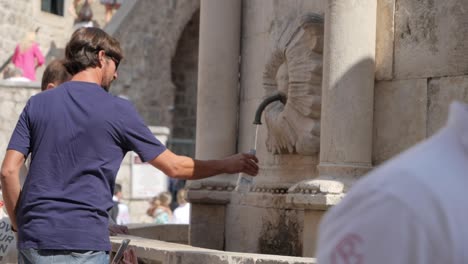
331, 233, 364, 264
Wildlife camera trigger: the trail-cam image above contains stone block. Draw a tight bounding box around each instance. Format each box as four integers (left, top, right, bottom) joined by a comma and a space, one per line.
128, 224, 189, 244
427, 75, 468, 136
225, 204, 263, 253
225, 204, 303, 257
302, 210, 324, 258
373, 79, 427, 165
190, 203, 226, 250
394, 0, 468, 79
375, 0, 395, 80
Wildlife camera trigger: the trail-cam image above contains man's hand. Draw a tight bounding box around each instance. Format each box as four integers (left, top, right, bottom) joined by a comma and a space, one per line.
223, 152, 259, 176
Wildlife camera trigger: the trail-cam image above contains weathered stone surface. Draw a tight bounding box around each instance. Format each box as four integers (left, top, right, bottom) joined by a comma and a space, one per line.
263, 14, 323, 156
394, 0, 468, 79
128, 224, 189, 244
111, 235, 316, 264
373, 79, 427, 165
0, 83, 39, 162
225, 204, 303, 257
302, 210, 324, 257
112, 0, 200, 128
427, 75, 468, 136
376, 0, 395, 80
190, 203, 225, 250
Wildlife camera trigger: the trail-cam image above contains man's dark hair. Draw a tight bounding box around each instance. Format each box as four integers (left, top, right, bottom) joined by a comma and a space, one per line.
64, 27, 123, 75
114, 183, 122, 195
41, 59, 72, 91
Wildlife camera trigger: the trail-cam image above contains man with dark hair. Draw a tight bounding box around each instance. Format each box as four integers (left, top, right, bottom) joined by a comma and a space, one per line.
1, 27, 258, 263
40, 59, 72, 91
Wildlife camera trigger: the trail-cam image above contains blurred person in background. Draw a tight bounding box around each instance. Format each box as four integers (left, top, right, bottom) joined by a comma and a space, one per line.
100, 0, 122, 24
152, 192, 172, 224
69, 0, 95, 29
11, 31, 45, 81
3, 65, 30, 82
172, 188, 190, 224
109, 183, 130, 225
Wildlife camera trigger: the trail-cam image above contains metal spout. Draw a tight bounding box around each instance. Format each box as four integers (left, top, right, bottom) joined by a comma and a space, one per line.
253, 93, 287, 125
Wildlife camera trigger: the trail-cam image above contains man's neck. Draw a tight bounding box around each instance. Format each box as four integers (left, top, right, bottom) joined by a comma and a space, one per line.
71, 68, 102, 86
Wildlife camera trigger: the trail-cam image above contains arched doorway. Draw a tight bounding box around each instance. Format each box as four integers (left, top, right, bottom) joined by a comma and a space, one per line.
169, 10, 200, 158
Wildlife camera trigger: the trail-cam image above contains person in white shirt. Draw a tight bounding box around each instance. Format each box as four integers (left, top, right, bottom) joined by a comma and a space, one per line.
172, 188, 190, 224
3, 66, 30, 82
110, 183, 130, 225
317, 101, 468, 264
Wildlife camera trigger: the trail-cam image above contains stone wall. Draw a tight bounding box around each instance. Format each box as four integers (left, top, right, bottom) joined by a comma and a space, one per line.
0, 82, 40, 162
110, 0, 200, 131
373, 0, 468, 164
169, 11, 199, 158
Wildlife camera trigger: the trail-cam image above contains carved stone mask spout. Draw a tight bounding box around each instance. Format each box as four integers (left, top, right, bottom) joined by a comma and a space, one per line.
253, 93, 287, 125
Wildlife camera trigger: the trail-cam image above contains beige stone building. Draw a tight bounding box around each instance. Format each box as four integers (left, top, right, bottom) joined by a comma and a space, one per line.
1, 0, 468, 263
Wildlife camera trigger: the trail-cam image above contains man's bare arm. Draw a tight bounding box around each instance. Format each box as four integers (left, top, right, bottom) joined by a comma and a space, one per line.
149, 149, 259, 180
0, 150, 25, 231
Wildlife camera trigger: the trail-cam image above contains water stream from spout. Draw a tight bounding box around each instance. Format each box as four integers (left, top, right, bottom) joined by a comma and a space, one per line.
253, 124, 259, 153
236, 125, 259, 193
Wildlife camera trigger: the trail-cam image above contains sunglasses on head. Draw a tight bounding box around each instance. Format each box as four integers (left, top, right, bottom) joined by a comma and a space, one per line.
107, 55, 120, 70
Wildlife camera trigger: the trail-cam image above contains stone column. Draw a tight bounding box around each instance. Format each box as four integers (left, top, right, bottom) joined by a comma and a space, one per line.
186, 0, 241, 250
286, 0, 377, 257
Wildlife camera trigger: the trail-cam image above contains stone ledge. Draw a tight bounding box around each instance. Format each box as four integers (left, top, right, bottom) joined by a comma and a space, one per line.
0, 80, 40, 89
128, 224, 189, 244
187, 189, 232, 204
285, 193, 344, 210
110, 235, 316, 264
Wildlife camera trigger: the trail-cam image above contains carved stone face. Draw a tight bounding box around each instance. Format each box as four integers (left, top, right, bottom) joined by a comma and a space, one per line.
305, 26, 324, 54
262, 13, 324, 156
276, 63, 289, 96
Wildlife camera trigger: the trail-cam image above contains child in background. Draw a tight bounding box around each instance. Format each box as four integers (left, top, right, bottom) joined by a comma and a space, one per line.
152, 192, 173, 224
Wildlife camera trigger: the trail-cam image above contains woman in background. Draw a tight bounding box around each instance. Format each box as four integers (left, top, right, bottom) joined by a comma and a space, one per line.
11, 31, 45, 81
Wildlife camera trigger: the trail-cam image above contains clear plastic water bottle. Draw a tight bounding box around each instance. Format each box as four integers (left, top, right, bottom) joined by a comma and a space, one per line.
235, 149, 256, 193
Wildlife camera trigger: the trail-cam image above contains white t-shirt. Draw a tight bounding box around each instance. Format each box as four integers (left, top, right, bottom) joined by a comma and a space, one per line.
172, 203, 190, 224
116, 203, 130, 225
0, 217, 17, 264
317, 102, 468, 264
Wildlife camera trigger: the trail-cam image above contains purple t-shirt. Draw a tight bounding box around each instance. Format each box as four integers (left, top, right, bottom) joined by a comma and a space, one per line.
7, 81, 166, 251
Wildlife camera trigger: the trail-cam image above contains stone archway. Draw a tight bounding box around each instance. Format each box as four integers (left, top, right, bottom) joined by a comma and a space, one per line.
169, 10, 200, 158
